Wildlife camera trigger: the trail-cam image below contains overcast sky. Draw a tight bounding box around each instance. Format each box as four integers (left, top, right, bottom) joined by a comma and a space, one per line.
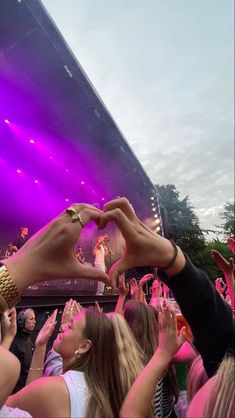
43, 0, 234, 236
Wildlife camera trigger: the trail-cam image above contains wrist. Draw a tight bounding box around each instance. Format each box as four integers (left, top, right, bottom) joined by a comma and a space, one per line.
155, 348, 173, 364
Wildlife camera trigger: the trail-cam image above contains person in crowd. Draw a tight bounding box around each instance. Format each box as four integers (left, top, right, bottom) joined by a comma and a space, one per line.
123, 300, 179, 418
6, 307, 147, 418
12, 227, 29, 251
0, 309, 32, 418
186, 355, 208, 404
93, 234, 110, 295
9, 309, 36, 393
0, 198, 234, 417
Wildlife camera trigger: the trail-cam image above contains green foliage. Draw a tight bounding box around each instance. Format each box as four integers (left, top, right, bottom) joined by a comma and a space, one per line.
196, 240, 233, 280
155, 184, 206, 265
218, 202, 235, 238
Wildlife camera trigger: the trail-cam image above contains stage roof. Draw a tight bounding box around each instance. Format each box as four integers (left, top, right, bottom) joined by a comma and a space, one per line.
0, 0, 157, 246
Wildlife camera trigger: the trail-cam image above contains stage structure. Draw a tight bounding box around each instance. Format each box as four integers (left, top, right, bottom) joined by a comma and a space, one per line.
0, 0, 163, 299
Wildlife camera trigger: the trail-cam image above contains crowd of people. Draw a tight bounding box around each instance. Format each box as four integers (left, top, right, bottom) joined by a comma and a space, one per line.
0, 198, 234, 417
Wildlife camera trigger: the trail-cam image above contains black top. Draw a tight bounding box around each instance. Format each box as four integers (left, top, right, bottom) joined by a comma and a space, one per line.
158, 255, 234, 377
10, 330, 35, 393
13, 235, 28, 250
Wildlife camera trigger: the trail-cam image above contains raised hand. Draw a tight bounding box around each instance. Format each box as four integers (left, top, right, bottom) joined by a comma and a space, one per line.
4, 204, 110, 292
157, 305, 186, 361
151, 279, 163, 298
61, 299, 80, 329
227, 237, 235, 255
211, 250, 234, 275
139, 273, 154, 288
1, 308, 17, 349
129, 278, 139, 300
99, 198, 185, 287
118, 275, 129, 297
35, 309, 57, 347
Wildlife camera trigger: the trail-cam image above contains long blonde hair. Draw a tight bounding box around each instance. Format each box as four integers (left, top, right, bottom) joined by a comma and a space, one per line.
107, 313, 144, 388
68, 308, 148, 418
204, 354, 235, 418
187, 355, 208, 402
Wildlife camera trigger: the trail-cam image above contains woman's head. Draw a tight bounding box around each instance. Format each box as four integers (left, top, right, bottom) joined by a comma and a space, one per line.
187, 355, 235, 418
123, 300, 158, 362
54, 307, 125, 418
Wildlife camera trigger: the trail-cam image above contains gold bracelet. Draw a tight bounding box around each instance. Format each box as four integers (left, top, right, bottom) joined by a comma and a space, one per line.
0, 264, 21, 313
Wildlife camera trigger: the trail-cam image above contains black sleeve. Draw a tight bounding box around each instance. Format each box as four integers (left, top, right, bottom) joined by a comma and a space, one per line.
158, 255, 234, 377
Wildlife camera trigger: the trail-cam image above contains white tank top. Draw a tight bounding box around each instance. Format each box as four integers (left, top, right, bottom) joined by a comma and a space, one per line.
62, 370, 89, 418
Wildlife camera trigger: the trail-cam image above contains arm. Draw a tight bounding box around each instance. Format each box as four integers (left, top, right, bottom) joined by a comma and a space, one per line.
115, 276, 129, 314
101, 198, 234, 377
1, 308, 17, 349
157, 256, 233, 376
211, 250, 235, 310
120, 307, 185, 418
0, 345, 20, 405
0, 203, 110, 314
26, 310, 57, 384
6, 376, 69, 418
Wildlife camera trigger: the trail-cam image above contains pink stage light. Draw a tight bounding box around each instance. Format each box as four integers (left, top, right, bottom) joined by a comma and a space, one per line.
65, 198, 69, 202
65, 169, 69, 173
34, 179, 39, 184
4, 119, 10, 124
29, 139, 35, 144
81, 181, 85, 185
101, 197, 105, 201
16, 169, 22, 174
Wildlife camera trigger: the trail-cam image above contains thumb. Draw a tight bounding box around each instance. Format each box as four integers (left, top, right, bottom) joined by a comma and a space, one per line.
178, 326, 187, 347
74, 263, 111, 285
108, 256, 130, 288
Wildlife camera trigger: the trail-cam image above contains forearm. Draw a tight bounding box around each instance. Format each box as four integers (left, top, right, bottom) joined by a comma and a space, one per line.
115, 295, 126, 314
224, 272, 235, 310
158, 256, 233, 376
26, 344, 46, 385
120, 350, 170, 418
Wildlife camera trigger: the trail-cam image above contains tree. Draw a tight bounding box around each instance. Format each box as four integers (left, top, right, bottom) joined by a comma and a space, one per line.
218, 202, 235, 238
155, 184, 206, 265
196, 239, 233, 280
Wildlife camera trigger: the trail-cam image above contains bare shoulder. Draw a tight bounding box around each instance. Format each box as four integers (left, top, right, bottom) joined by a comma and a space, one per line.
7, 375, 70, 418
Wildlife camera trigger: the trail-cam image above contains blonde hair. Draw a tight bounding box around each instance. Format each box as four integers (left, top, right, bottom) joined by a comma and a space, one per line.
187, 355, 208, 402
107, 313, 144, 389
107, 312, 154, 418
204, 354, 235, 418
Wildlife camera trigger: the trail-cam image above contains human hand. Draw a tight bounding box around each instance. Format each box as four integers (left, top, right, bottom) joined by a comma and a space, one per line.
1, 308, 17, 343
61, 299, 81, 328
151, 279, 163, 298
215, 277, 226, 294
94, 300, 103, 313
129, 278, 139, 300
99, 198, 185, 287
139, 274, 154, 288
35, 309, 57, 347
4, 204, 110, 292
157, 305, 186, 361
227, 237, 235, 255
211, 250, 234, 275
118, 275, 129, 297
